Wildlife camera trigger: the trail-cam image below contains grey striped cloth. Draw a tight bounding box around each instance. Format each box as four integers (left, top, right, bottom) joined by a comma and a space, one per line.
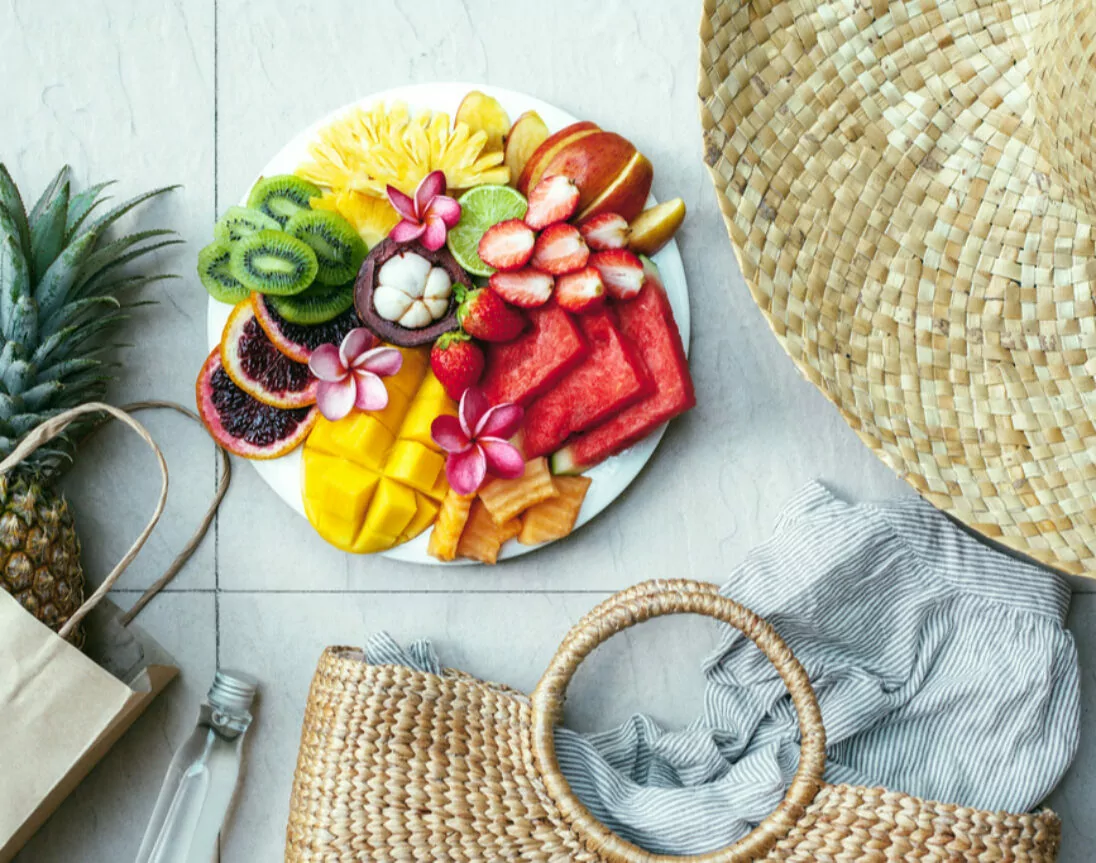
366, 482, 1079, 856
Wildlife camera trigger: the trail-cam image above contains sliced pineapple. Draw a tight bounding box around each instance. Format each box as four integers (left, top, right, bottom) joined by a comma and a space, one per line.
455, 91, 511, 152
297, 101, 509, 201
312, 190, 400, 249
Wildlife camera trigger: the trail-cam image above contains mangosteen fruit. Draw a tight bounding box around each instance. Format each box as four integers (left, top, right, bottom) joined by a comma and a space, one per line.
354, 238, 465, 347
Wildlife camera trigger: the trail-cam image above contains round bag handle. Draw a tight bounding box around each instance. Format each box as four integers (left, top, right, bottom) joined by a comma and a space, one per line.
530, 579, 826, 863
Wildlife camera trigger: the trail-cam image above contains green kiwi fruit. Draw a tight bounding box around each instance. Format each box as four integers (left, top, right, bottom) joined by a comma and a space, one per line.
246, 175, 322, 226
268, 281, 355, 325
214, 205, 281, 244
285, 209, 368, 286
229, 230, 318, 296
197, 241, 250, 304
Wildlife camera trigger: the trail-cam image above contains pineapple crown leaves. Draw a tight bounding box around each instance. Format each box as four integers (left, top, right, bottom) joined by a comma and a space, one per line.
0, 164, 179, 476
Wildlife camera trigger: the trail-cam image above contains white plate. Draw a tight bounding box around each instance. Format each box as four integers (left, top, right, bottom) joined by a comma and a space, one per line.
207, 82, 690, 564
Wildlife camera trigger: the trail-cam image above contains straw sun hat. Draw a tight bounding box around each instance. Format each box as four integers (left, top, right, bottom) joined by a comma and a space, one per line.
700, 0, 1096, 576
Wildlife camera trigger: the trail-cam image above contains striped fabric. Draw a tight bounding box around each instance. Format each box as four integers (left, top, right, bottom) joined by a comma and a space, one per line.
365, 482, 1079, 856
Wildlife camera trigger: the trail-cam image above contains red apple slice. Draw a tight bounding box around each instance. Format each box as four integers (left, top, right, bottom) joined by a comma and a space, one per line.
540, 131, 637, 213
578, 151, 654, 223
517, 121, 599, 195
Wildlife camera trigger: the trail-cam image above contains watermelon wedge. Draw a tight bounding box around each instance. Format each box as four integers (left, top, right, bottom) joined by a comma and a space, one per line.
482, 304, 587, 406
551, 258, 694, 473
521, 308, 652, 458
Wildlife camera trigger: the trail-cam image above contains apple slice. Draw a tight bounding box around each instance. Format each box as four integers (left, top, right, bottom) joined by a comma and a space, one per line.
628, 197, 686, 256
517, 121, 599, 195
540, 131, 637, 213
578, 151, 653, 223
455, 90, 511, 152
504, 111, 550, 187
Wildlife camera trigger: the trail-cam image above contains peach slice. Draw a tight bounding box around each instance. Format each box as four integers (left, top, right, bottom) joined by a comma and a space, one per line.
455, 90, 511, 152
517, 121, 599, 195
504, 111, 550, 187
628, 197, 686, 256
577, 151, 653, 223
540, 131, 637, 213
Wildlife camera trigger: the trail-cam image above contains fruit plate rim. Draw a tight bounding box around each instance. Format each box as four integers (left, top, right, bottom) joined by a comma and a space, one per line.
206, 81, 691, 565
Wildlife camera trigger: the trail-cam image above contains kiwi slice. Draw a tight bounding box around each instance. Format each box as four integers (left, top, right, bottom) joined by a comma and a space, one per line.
214, 206, 281, 244
285, 209, 367, 286
268, 281, 355, 325
246, 175, 322, 226
229, 229, 318, 296
197, 241, 250, 304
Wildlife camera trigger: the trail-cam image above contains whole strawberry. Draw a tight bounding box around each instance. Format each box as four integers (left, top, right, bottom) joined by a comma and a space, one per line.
456, 286, 526, 342
430, 332, 485, 400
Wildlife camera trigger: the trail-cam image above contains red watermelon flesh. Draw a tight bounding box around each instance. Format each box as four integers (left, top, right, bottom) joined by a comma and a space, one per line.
521, 308, 652, 458
482, 304, 587, 406
552, 264, 695, 472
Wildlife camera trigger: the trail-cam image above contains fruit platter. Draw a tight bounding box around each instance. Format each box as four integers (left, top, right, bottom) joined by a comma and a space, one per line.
197, 83, 694, 564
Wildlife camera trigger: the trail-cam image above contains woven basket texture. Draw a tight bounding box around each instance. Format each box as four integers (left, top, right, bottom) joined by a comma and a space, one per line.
285, 580, 1060, 862
699, 0, 1096, 576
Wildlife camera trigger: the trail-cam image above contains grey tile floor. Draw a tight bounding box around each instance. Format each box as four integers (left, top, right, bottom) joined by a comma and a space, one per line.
1, 1, 1091, 860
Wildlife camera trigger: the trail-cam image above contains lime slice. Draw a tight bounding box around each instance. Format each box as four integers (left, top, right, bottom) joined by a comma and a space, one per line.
447, 185, 528, 277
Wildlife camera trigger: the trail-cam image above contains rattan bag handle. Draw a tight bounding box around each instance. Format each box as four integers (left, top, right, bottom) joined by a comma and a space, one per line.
530, 579, 826, 863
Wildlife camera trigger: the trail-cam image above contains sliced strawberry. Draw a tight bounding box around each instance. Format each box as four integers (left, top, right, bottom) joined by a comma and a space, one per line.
555, 267, 605, 314
489, 268, 555, 308
531, 223, 589, 276
478, 219, 536, 271
589, 249, 643, 300
525, 175, 580, 230
579, 212, 629, 250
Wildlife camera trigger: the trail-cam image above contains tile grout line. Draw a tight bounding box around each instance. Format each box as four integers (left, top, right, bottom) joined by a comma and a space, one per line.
212, 9, 222, 863
112, 587, 628, 595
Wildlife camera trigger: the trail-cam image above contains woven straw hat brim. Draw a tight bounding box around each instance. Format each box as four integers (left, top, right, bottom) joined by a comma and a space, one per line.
699, 0, 1096, 575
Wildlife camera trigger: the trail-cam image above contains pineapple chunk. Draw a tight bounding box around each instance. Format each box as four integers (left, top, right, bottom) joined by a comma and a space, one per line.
478, 457, 558, 525
427, 490, 474, 562
455, 90, 511, 152
457, 500, 514, 565
518, 475, 592, 545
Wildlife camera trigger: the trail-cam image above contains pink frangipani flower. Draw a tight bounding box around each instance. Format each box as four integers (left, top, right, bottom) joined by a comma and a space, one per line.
386, 170, 461, 251
430, 387, 524, 496
308, 329, 403, 422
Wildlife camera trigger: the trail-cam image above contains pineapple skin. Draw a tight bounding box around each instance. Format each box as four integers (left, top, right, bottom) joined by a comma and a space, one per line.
0, 163, 175, 641
0, 475, 83, 640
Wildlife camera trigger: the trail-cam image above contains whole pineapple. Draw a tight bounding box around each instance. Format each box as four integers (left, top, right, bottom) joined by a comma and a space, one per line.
0, 164, 175, 639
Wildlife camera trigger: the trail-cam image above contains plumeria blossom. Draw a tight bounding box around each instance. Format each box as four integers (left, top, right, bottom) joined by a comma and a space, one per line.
308, 329, 403, 421
386, 170, 461, 251
431, 388, 524, 496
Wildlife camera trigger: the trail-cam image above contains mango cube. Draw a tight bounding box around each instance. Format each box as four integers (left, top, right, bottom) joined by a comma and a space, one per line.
386, 439, 447, 498
403, 493, 440, 542
399, 371, 457, 449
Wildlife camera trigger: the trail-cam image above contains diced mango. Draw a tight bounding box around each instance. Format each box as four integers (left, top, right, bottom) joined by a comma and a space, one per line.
354, 526, 401, 554
399, 371, 457, 449
403, 493, 440, 542
301, 348, 468, 555
385, 439, 447, 498
386, 347, 429, 399
309, 412, 394, 470
371, 383, 412, 436
362, 477, 418, 538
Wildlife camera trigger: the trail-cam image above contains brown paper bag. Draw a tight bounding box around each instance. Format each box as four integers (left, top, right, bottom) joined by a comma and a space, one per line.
0, 402, 229, 863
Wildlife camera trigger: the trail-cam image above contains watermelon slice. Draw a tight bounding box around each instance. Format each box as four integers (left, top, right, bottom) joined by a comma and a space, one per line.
482, 303, 587, 406
551, 258, 695, 473
522, 308, 652, 458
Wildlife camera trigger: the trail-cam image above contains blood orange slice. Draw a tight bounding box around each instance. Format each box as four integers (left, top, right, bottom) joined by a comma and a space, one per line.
196, 347, 317, 459
251, 293, 359, 364
220, 300, 317, 409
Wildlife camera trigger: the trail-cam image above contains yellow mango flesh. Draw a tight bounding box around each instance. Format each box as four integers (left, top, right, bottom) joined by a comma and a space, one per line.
301, 348, 458, 554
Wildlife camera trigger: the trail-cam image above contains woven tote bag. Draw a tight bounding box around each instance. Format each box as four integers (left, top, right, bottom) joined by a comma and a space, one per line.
285, 579, 1060, 861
